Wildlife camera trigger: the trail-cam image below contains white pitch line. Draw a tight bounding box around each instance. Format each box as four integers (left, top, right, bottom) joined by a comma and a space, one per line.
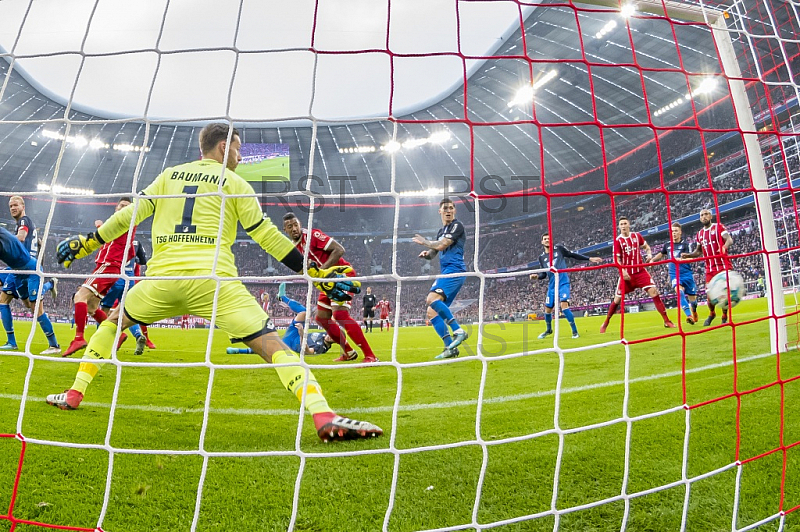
0, 351, 778, 417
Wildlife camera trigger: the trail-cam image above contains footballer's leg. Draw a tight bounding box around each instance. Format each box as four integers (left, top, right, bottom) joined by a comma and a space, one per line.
316, 303, 357, 361
213, 280, 382, 442
47, 305, 135, 410
0, 288, 18, 349
331, 302, 378, 362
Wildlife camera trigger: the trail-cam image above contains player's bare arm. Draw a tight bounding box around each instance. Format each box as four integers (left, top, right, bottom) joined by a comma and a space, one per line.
680, 246, 703, 260
641, 241, 653, 262
321, 239, 345, 269
721, 231, 733, 253
413, 234, 453, 259
15, 226, 27, 243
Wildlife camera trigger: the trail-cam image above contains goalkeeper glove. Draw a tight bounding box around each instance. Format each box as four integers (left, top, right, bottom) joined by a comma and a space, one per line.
56, 233, 103, 268
307, 262, 361, 302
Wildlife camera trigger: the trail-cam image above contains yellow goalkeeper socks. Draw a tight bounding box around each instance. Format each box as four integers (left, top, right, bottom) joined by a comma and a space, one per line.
71, 321, 116, 395
272, 350, 331, 415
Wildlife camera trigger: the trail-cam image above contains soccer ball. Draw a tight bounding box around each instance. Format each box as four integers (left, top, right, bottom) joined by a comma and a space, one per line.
706, 271, 746, 310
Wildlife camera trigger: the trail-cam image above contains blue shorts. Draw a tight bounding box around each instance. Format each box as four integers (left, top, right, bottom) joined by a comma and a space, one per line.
3, 273, 41, 301
282, 319, 303, 354
100, 277, 136, 308
430, 275, 466, 306
671, 276, 697, 296
545, 276, 571, 308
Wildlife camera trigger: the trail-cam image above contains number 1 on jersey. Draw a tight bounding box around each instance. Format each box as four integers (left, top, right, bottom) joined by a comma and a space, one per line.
175, 186, 198, 234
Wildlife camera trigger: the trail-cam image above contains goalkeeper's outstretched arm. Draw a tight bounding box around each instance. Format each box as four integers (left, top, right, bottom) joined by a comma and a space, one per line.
95, 195, 155, 244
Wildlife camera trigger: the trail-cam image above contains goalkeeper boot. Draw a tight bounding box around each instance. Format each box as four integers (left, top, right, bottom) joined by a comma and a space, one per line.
62, 337, 87, 357
721, 315, 729, 325
537, 330, 552, 340
448, 328, 468, 349
46, 389, 83, 410
703, 313, 716, 327
333, 350, 358, 362
134, 334, 147, 356
435, 346, 459, 360
50, 277, 59, 299
314, 413, 383, 443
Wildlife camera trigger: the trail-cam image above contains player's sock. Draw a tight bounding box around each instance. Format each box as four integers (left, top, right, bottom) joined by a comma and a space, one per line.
0, 304, 16, 346
74, 301, 88, 340
430, 300, 461, 333
93, 308, 108, 324
71, 321, 117, 395
652, 295, 670, 321
678, 290, 692, 318
363, 320, 367, 331
605, 301, 619, 321
332, 309, 376, 359
369, 320, 373, 332
562, 308, 578, 334
37, 313, 59, 348
281, 296, 306, 314
431, 315, 452, 347
317, 316, 356, 354
272, 350, 331, 415
691, 301, 698, 314
544, 312, 553, 333
708, 302, 716, 316
129, 324, 143, 338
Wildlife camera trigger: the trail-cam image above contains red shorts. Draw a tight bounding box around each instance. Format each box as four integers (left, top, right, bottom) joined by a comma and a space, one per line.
317, 268, 356, 310
616, 270, 655, 296
82, 263, 122, 298
706, 269, 726, 285
380, 313, 389, 320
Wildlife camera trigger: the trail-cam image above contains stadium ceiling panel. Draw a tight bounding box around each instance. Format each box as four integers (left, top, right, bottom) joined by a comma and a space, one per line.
0, 0, 733, 195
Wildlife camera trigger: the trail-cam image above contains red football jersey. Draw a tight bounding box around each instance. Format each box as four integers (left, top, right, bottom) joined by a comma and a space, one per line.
376, 300, 391, 316
293, 228, 351, 268
696, 223, 731, 273
613, 232, 646, 274
95, 229, 137, 266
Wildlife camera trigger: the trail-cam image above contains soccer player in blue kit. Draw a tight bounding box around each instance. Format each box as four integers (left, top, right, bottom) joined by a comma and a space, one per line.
531, 233, 602, 339
0, 196, 59, 354
413, 198, 469, 360
649, 222, 699, 325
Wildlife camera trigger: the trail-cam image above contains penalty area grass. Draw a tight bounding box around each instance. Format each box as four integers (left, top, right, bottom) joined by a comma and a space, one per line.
0, 297, 798, 531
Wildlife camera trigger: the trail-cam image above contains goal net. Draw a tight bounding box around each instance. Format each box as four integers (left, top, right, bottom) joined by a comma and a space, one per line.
0, 0, 798, 530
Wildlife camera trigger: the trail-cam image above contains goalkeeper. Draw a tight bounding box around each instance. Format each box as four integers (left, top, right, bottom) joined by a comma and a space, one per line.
46, 123, 382, 443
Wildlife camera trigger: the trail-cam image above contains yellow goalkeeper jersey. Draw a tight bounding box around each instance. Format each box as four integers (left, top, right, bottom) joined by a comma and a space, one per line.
96, 158, 295, 277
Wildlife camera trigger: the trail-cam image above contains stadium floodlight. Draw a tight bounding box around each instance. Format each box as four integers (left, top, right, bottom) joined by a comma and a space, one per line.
507, 70, 557, 107
428, 131, 451, 144
381, 140, 401, 153
37, 183, 95, 196
620, 3, 637, 17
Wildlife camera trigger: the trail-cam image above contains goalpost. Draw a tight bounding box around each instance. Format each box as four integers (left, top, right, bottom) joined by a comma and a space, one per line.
0, 0, 798, 531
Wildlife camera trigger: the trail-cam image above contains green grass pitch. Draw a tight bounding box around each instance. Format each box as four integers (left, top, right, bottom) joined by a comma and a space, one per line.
1, 297, 799, 531
235, 156, 290, 182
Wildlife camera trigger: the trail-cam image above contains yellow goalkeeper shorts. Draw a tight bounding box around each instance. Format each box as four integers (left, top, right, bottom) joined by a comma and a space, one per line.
122, 276, 272, 342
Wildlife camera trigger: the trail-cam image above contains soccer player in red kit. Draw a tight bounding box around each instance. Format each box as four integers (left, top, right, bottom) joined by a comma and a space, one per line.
680, 208, 734, 326
376, 297, 392, 331
600, 217, 676, 333
63, 197, 137, 357
282, 213, 378, 363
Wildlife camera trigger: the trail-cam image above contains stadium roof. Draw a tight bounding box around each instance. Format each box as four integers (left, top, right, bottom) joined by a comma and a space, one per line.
0, 0, 778, 198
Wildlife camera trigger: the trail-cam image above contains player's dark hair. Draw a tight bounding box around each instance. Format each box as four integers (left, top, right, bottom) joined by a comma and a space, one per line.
541, 233, 549, 239
671, 221, 681, 229
199, 123, 240, 155
618, 216, 628, 223
118, 196, 133, 204
283, 212, 298, 222
439, 198, 454, 207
